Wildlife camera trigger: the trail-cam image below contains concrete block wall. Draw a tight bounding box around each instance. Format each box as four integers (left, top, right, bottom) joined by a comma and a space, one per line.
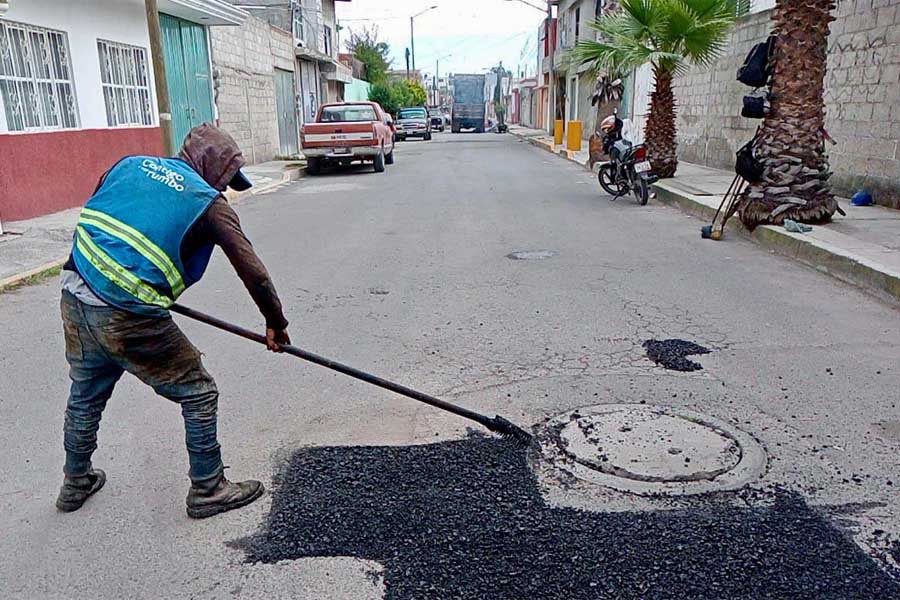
212, 15, 294, 164
672, 2, 900, 209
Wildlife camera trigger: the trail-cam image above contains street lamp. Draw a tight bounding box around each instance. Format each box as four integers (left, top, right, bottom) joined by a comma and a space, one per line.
503, 0, 548, 13
410, 5, 438, 76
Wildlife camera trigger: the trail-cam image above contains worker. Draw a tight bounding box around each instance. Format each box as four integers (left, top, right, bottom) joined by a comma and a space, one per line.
56, 124, 290, 519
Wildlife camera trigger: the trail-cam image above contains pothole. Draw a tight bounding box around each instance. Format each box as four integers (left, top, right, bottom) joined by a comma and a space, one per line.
506, 250, 558, 260
643, 339, 711, 372
538, 404, 766, 496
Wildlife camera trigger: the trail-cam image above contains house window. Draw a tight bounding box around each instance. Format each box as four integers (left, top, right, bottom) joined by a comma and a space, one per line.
292, 0, 305, 43
97, 40, 153, 127
324, 25, 332, 56
0, 20, 79, 131
574, 7, 580, 42
736, 0, 752, 16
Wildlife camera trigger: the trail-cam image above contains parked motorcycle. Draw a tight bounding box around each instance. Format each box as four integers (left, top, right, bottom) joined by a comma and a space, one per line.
596, 110, 658, 205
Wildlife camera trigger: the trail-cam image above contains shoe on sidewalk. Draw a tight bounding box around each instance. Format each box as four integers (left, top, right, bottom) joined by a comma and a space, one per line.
56, 469, 106, 512
186, 476, 264, 519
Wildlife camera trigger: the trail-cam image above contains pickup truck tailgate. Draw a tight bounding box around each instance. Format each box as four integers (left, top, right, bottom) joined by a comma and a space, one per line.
302, 122, 376, 147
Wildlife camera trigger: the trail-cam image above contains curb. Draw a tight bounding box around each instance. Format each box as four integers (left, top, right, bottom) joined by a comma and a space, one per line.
654, 181, 900, 305
231, 164, 306, 205
0, 259, 66, 293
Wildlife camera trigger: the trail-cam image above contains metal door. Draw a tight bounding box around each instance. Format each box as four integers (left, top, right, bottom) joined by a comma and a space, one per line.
274, 68, 299, 157
160, 14, 215, 145
299, 61, 319, 124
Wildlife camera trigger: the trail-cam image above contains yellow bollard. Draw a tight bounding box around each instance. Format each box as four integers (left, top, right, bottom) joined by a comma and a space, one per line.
566, 120, 583, 152
554, 120, 564, 146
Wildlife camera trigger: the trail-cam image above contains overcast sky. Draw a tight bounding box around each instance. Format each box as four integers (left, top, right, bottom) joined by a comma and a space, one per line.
335, 0, 547, 80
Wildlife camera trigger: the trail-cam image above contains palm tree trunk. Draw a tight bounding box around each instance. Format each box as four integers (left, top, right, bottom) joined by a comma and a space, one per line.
738, 0, 837, 229
644, 64, 678, 179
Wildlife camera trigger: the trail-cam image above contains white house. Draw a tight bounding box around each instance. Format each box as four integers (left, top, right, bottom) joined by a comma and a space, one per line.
0, 0, 246, 222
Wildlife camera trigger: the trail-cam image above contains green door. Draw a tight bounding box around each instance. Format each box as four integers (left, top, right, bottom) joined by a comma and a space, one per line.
160, 14, 215, 146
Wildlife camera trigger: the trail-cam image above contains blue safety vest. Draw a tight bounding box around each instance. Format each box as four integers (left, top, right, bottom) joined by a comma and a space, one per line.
72, 156, 220, 317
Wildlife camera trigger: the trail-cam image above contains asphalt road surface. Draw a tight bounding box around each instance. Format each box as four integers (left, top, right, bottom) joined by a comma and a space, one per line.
2, 133, 899, 599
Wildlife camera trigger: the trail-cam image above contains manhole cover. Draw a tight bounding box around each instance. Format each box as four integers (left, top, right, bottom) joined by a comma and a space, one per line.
506, 250, 558, 260
538, 404, 766, 496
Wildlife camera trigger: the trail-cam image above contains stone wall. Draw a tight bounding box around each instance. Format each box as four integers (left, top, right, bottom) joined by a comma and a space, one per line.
211, 15, 295, 164
672, 2, 900, 208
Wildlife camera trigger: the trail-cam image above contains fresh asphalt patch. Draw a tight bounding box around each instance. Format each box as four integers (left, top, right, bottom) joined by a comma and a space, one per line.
240, 435, 899, 599
643, 339, 712, 372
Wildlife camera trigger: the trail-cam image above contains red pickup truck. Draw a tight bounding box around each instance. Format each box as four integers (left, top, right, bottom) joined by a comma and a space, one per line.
300, 102, 396, 174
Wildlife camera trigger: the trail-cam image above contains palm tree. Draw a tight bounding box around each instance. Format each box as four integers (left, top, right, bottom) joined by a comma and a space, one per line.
738, 0, 837, 229
572, 0, 736, 178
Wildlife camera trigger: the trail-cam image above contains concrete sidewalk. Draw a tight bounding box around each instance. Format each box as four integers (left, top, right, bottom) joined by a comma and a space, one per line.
0, 160, 305, 290
509, 125, 591, 168
509, 126, 900, 304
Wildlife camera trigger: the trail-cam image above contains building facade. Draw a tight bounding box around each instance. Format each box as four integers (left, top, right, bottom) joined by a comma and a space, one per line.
233, 0, 350, 131
0, 0, 245, 222
210, 14, 298, 161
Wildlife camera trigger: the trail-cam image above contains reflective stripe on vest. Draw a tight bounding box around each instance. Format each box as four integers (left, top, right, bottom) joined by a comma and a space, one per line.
74, 226, 173, 309
78, 207, 186, 297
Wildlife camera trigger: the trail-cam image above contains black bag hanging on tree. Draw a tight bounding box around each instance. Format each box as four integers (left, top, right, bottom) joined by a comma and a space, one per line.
737, 36, 776, 88
741, 94, 769, 119
735, 132, 764, 183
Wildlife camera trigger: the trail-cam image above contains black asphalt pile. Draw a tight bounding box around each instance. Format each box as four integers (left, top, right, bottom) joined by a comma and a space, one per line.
644, 339, 712, 372
242, 436, 900, 599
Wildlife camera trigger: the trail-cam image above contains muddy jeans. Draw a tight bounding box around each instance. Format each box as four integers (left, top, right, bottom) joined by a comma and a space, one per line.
61, 291, 223, 486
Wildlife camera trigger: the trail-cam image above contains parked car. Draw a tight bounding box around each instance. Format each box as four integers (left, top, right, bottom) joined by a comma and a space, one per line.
428, 108, 445, 132
395, 107, 432, 141
300, 102, 396, 174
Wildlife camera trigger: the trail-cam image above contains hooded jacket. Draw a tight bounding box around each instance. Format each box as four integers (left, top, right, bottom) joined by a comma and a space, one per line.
64, 125, 288, 329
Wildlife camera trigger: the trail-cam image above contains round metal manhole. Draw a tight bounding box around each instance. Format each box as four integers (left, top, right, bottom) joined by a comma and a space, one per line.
538, 404, 766, 496
506, 250, 559, 260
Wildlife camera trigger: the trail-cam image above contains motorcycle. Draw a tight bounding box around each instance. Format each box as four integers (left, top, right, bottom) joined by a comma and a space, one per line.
597, 110, 658, 205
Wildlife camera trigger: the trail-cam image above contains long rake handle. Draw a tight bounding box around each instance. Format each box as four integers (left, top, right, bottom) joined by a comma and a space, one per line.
170, 303, 497, 430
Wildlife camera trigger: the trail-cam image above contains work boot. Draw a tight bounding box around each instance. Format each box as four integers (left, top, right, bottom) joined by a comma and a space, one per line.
56, 469, 106, 513
186, 476, 264, 519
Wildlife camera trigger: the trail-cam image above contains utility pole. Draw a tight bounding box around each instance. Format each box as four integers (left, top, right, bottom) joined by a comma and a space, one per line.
410, 17, 416, 73
546, 0, 554, 135
145, 0, 175, 155
410, 6, 438, 79
405, 48, 411, 81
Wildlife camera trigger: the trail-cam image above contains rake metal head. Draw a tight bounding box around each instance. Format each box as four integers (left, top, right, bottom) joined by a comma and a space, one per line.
486, 415, 533, 448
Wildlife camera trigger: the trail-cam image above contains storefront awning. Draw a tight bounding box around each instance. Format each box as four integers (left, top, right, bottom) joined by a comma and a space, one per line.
157, 0, 248, 26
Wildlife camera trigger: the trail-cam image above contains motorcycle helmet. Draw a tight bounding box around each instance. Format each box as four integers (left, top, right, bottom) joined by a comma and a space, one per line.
600, 115, 618, 134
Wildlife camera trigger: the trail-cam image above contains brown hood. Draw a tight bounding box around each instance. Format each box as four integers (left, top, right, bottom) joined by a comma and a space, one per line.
178, 124, 246, 191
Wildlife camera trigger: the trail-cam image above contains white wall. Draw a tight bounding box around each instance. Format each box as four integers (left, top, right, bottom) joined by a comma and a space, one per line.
0, 0, 157, 132
752, 0, 776, 13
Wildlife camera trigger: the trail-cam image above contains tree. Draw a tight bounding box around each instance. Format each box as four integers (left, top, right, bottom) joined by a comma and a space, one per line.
369, 82, 400, 115
346, 26, 391, 85
573, 0, 736, 178
737, 0, 838, 229
367, 80, 428, 116
397, 80, 428, 107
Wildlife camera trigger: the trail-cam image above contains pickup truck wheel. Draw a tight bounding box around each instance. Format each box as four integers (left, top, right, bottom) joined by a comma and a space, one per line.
373, 149, 386, 173
385, 148, 395, 165
306, 157, 322, 175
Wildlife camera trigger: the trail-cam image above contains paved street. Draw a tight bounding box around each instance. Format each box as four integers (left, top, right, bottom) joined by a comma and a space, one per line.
2, 133, 900, 598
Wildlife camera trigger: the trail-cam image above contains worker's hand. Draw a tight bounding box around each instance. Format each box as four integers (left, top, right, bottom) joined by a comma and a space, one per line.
266, 327, 291, 352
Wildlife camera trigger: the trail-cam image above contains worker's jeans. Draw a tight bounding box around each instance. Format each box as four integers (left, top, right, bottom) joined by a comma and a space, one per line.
61, 291, 223, 487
